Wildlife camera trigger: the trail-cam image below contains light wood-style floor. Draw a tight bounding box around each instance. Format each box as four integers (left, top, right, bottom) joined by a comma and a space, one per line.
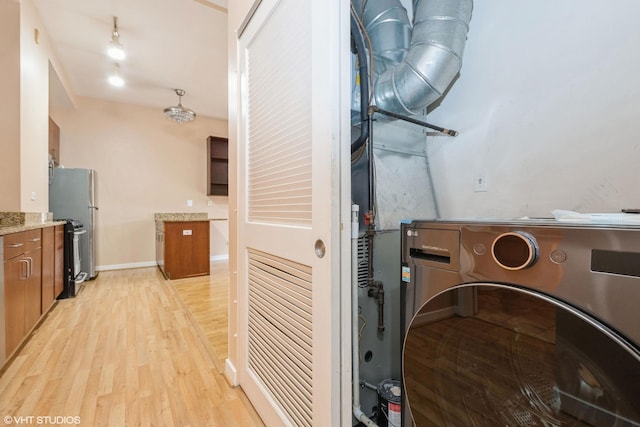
172, 262, 229, 371
0, 264, 263, 427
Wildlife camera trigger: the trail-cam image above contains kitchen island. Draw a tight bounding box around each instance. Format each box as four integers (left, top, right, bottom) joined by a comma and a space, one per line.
154, 213, 210, 280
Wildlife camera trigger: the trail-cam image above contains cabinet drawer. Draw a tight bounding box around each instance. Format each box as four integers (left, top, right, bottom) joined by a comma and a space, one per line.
23, 229, 42, 251
3, 229, 43, 260
4, 232, 25, 260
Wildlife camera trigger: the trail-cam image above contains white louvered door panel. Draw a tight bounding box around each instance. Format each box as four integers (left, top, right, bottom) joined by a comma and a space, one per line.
236, 0, 348, 426
248, 249, 313, 425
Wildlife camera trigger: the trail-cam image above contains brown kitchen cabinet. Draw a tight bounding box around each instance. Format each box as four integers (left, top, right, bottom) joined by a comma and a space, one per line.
42, 226, 55, 312
41, 226, 63, 312
4, 255, 24, 358
3, 229, 42, 358
157, 221, 209, 280
54, 225, 64, 298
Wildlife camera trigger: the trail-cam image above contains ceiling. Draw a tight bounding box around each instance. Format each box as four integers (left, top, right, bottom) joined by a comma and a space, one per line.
34, 0, 229, 120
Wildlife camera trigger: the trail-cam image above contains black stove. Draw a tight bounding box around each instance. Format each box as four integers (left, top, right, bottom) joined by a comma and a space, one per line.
55, 219, 84, 229
55, 219, 85, 299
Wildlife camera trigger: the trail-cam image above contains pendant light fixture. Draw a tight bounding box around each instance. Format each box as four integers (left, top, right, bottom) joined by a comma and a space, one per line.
107, 16, 126, 61
108, 63, 124, 87
164, 89, 197, 124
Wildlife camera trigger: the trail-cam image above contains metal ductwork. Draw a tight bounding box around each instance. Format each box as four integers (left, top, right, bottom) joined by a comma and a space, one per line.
355, 0, 473, 116
352, 0, 411, 75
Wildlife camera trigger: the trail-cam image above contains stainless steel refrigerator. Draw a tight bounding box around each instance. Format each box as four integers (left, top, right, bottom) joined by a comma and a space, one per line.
49, 168, 98, 279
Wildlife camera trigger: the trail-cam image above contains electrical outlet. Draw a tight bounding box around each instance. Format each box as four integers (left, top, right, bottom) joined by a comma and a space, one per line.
187, 199, 193, 207
474, 171, 488, 192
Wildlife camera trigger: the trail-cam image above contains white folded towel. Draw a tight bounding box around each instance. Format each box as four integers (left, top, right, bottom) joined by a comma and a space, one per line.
552, 209, 640, 224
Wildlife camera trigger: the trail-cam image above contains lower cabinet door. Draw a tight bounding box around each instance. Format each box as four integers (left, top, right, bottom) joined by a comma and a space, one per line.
5, 257, 26, 357
23, 249, 42, 334
164, 221, 210, 279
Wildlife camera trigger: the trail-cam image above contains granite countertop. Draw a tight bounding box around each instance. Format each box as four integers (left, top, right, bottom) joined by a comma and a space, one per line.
0, 220, 67, 236
154, 212, 209, 222
0, 211, 67, 236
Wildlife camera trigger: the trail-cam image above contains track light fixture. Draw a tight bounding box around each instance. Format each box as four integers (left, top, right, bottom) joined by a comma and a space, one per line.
108, 63, 124, 87
107, 16, 126, 61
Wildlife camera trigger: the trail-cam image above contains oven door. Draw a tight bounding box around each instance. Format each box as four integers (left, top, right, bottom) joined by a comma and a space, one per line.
402, 284, 640, 427
72, 228, 88, 285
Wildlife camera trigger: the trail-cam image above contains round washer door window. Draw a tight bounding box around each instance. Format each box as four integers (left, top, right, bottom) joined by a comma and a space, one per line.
403, 285, 640, 427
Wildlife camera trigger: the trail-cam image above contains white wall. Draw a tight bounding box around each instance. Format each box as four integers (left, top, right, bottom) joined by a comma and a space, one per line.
427, 1, 640, 218
51, 97, 229, 269
0, 0, 57, 213
20, 0, 50, 212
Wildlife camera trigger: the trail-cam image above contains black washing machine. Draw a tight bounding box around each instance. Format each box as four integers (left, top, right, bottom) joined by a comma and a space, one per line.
400, 220, 640, 427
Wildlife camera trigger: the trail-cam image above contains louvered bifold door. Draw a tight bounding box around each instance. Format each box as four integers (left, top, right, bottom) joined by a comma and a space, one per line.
236, 0, 347, 426
248, 250, 313, 426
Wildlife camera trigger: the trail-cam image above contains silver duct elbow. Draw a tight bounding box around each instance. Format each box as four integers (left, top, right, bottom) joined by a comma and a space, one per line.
362, 0, 473, 116
353, 0, 411, 75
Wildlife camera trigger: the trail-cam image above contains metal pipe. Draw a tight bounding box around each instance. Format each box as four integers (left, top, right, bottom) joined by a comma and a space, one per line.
368, 280, 385, 332
361, 381, 378, 391
351, 11, 370, 154
367, 116, 375, 221
370, 106, 458, 136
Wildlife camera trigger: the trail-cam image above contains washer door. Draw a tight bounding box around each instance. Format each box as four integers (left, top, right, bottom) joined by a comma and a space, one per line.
402, 284, 640, 427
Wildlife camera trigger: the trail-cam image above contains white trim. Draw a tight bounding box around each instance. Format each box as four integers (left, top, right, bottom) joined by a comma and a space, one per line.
96, 261, 157, 271
97, 256, 228, 272
224, 358, 238, 386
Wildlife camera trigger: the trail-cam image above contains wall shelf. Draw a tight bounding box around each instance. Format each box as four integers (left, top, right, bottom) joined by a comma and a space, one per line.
207, 136, 228, 196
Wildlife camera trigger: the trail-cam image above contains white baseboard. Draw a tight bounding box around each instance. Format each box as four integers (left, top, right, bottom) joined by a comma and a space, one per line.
225, 358, 238, 386
97, 255, 228, 272
96, 261, 157, 271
